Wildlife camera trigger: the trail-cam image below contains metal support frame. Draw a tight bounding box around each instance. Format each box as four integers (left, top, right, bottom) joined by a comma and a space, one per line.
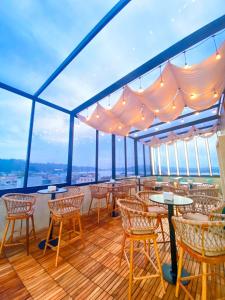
165, 143, 170, 176
134, 140, 138, 175
112, 134, 116, 179
174, 142, 179, 176
124, 136, 127, 177
149, 146, 153, 176
95, 130, 99, 182
194, 136, 201, 176
205, 138, 212, 176
66, 115, 74, 185
143, 144, 146, 176
151, 147, 155, 175
184, 141, 190, 176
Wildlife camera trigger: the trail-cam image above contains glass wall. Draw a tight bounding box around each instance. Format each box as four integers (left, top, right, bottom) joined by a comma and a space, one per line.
98, 132, 111, 181
28, 104, 69, 186
186, 139, 198, 175
0, 90, 31, 189
177, 140, 187, 175
159, 144, 167, 175
208, 134, 219, 175
145, 145, 151, 175
197, 138, 210, 175
127, 138, 135, 176
116, 136, 125, 178
72, 122, 96, 184
138, 142, 144, 176
168, 143, 177, 175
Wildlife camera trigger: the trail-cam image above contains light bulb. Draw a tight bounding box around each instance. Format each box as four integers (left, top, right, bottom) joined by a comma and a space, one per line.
167, 121, 171, 124
172, 103, 176, 109
155, 109, 159, 113
122, 99, 126, 105
190, 93, 197, 99
195, 111, 199, 116
155, 127, 159, 131
216, 52, 221, 60
118, 125, 122, 130
141, 115, 145, 121
96, 114, 100, 119
213, 91, 218, 98
160, 80, 164, 87
184, 63, 190, 69
138, 88, 144, 93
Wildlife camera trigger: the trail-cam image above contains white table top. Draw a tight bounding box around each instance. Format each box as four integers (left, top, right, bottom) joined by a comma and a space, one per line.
37, 187, 67, 194
150, 194, 193, 206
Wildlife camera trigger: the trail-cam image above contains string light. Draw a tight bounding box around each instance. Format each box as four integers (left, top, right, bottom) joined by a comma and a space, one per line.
159, 65, 164, 87
122, 87, 126, 105
183, 50, 190, 69
172, 101, 176, 109
118, 125, 122, 130
213, 90, 218, 98
212, 35, 221, 60
190, 93, 197, 99
195, 111, 200, 116
155, 109, 159, 113
138, 76, 144, 93
166, 121, 171, 124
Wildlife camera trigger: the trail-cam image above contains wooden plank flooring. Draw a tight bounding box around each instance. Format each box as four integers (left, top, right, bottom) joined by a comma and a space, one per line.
0, 211, 224, 300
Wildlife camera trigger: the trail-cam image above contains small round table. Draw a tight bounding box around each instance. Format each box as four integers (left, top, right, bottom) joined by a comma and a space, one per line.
37, 188, 67, 249
104, 182, 121, 217
150, 194, 193, 285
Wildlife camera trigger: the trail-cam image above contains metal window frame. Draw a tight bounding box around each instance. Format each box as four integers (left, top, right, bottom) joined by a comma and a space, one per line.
205, 138, 213, 176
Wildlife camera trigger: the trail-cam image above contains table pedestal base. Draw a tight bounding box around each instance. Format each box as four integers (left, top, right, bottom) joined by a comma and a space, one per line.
111, 211, 119, 217
162, 263, 190, 285
38, 238, 58, 250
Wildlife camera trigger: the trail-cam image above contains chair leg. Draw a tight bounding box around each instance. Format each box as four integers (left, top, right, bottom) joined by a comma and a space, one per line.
43, 218, 53, 256
153, 238, 165, 294
202, 262, 207, 300
26, 218, 29, 256
88, 198, 93, 215
78, 214, 85, 248
9, 219, 15, 243
159, 218, 165, 244
128, 239, 134, 300
0, 220, 11, 255
175, 247, 184, 298
55, 221, 63, 267
119, 232, 126, 266
31, 215, 36, 240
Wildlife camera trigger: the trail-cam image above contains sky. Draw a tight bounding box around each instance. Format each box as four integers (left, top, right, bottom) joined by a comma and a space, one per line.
0, 0, 224, 164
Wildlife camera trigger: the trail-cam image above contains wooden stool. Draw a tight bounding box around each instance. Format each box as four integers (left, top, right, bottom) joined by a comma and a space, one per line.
88, 185, 110, 224
117, 199, 165, 300
0, 193, 36, 256
43, 194, 84, 267
172, 216, 225, 300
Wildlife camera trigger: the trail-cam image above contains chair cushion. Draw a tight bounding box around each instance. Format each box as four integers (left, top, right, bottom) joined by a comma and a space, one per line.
183, 212, 209, 222
148, 206, 167, 215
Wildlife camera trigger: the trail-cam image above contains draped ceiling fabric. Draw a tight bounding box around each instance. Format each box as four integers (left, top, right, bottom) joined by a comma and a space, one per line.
78, 41, 225, 136
146, 124, 218, 147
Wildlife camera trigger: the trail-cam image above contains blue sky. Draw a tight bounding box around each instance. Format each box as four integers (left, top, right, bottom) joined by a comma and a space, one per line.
0, 0, 224, 164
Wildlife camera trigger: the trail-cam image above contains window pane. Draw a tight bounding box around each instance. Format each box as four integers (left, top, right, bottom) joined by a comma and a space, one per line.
208, 134, 219, 175
127, 138, 135, 176
186, 139, 198, 175
138, 142, 144, 176
72, 122, 96, 184
145, 145, 151, 175
0, 90, 31, 189
98, 132, 111, 181
168, 143, 177, 175
177, 140, 187, 175
151, 147, 159, 175
28, 104, 69, 187
197, 138, 210, 175
159, 144, 167, 175
116, 136, 125, 178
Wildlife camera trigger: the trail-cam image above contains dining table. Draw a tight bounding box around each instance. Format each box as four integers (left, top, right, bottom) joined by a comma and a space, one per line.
150, 193, 193, 285
37, 187, 67, 249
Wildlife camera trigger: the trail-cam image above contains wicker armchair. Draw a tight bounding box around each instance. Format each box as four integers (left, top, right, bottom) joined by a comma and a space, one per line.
136, 191, 168, 243
117, 199, 165, 299
188, 187, 220, 198
210, 202, 225, 221
88, 185, 110, 224
43, 194, 84, 267
180, 195, 222, 221
62, 186, 81, 197
172, 216, 225, 300
142, 180, 156, 191
121, 179, 137, 195
0, 193, 36, 255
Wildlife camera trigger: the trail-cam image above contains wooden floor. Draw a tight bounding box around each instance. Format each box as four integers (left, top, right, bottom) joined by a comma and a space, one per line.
0, 211, 224, 300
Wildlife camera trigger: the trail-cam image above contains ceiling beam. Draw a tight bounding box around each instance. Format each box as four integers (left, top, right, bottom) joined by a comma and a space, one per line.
0, 81, 70, 114
72, 14, 225, 115
136, 115, 219, 140
34, 0, 131, 97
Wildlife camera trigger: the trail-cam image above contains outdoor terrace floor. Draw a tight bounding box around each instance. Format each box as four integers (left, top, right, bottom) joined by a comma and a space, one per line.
0, 211, 224, 300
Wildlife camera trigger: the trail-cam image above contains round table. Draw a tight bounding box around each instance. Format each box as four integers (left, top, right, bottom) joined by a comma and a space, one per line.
104, 182, 121, 217
37, 187, 67, 249
150, 194, 193, 285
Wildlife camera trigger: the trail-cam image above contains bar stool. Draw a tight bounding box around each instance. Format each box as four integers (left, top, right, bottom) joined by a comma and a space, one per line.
0, 193, 36, 256
43, 194, 84, 267
117, 199, 165, 300
88, 185, 110, 224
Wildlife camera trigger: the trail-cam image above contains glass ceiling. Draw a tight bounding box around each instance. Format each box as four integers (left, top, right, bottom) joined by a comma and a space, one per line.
0, 0, 224, 111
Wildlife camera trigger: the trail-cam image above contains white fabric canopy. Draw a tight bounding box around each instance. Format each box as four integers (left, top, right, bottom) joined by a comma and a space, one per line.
78, 41, 225, 136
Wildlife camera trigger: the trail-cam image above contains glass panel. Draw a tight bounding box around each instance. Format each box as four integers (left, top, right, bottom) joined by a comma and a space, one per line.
208, 134, 220, 175
197, 138, 210, 175
151, 147, 159, 175
98, 132, 111, 181
0, 90, 31, 189
127, 138, 135, 176
159, 144, 167, 175
138, 142, 144, 176
145, 145, 151, 175
168, 143, 177, 175
177, 140, 187, 175
116, 136, 125, 178
72, 122, 96, 184
186, 139, 198, 175
28, 104, 69, 186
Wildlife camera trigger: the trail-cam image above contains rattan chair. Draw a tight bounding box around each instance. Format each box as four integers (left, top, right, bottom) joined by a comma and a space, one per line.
180, 195, 222, 221
172, 216, 225, 300
121, 179, 137, 195
142, 180, 156, 191
88, 185, 110, 224
62, 186, 81, 197
117, 199, 165, 300
0, 193, 36, 256
188, 187, 220, 198
136, 191, 168, 243
43, 194, 84, 267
